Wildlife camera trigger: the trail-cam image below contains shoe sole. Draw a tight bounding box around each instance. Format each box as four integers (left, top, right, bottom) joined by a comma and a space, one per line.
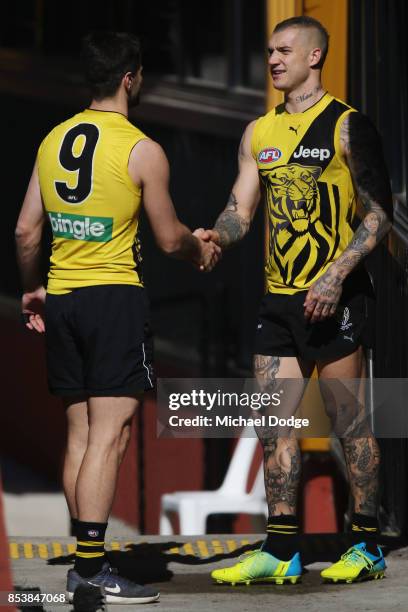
322, 571, 385, 584
67, 590, 160, 604
213, 575, 301, 586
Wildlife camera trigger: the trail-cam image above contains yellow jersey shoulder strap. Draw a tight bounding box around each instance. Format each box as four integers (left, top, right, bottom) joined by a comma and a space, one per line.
251, 109, 277, 160
114, 118, 148, 196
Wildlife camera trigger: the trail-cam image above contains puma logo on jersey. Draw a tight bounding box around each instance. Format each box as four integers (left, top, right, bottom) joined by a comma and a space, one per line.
293, 145, 330, 161
289, 125, 300, 135
49, 212, 113, 242
258, 147, 282, 163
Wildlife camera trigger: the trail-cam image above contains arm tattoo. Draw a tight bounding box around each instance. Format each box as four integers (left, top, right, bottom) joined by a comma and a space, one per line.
212, 131, 254, 249
213, 191, 250, 249
225, 191, 238, 212
335, 113, 393, 279
311, 269, 343, 298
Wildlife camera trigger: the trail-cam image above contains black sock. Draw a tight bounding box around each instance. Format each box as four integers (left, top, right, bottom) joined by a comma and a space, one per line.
71, 517, 79, 538
350, 513, 380, 556
262, 515, 299, 561
74, 520, 108, 578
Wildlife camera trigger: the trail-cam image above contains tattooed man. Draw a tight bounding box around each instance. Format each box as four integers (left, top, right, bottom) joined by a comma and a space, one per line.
197, 16, 393, 585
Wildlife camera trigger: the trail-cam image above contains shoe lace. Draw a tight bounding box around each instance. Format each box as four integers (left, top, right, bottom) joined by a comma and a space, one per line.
98, 566, 114, 580
98, 565, 122, 585
106, 566, 138, 589
340, 547, 374, 569
237, 550, 261, 564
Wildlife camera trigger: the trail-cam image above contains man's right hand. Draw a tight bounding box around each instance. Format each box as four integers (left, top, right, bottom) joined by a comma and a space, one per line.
196, 238, 222, 272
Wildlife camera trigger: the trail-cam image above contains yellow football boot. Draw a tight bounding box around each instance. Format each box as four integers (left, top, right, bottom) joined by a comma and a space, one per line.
211, 549, 302, 586
321, 543, 386, 584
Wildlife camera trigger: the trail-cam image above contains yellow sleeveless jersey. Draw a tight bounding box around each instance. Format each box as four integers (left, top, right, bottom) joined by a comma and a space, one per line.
38, 109, 147, 294
251, 93, 357, 294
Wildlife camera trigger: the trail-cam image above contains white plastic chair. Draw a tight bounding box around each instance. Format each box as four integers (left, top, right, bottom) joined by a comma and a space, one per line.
159, 426, 268, 535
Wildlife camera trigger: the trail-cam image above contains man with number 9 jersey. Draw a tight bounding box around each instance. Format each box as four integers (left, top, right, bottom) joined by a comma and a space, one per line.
38, 107, 147, 293
15, 31, 221, 605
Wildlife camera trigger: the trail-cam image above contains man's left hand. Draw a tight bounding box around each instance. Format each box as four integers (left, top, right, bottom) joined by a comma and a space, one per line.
22, 286, 46, 333
193, 227, 221, 245
303, 268, 343, 323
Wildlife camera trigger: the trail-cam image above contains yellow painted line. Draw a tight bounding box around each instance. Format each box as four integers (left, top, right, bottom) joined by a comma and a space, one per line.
8, 539, 258, 559
196, 540, 209, 557
226, 539, 237, 552
182, 542, 195, 555
211, 539, 224, 554
23, 543, 34, 559
38, 543, 49, 559
10, 542, 19, 560
52, 541, 63, 557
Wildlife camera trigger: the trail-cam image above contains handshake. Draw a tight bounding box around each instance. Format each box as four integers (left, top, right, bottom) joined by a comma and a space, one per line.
193, 228, 222, 273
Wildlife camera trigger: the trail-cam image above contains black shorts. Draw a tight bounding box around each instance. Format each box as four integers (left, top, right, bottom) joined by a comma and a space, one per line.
254, 270, 374, 362
45, 285, 155, 397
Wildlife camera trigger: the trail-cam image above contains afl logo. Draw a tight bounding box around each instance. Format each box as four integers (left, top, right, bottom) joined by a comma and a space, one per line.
88, 530, 99, 538
258, 147, 282, 163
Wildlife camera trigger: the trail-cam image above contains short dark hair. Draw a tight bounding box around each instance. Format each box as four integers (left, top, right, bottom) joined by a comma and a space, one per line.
273, 16, 329, 69
81, 31, 142, 99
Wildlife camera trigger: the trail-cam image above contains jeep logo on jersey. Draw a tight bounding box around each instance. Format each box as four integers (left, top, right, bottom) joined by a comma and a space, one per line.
258, 147, 282, 163
293, 145, 330, 161
49, 212, 113, 242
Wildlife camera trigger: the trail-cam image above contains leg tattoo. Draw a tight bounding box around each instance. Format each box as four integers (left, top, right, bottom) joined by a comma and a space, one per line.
342, 436, 380, 515
263, 435, 301, 515
254, 355, 301, 516
254, 355, 281, 394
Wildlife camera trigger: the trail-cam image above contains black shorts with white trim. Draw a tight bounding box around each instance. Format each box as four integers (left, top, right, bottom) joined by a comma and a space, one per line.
45, 284, 154, 397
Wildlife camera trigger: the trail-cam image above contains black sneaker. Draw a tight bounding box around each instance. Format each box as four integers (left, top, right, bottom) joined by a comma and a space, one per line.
67, 562, 160, 604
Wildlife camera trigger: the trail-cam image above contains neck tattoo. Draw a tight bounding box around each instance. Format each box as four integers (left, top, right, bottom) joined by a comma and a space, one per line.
295, 91, 314, 103
294, 86, 322, 104
285, 87, 325, 114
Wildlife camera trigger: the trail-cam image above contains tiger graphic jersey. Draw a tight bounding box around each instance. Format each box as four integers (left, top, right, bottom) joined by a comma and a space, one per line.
251, 93, 358, 294
38, 109, 147, 294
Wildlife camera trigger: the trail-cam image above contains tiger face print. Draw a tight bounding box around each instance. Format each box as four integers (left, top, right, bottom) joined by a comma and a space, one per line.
260, 164, 333, 287
261, 163, 322, 234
